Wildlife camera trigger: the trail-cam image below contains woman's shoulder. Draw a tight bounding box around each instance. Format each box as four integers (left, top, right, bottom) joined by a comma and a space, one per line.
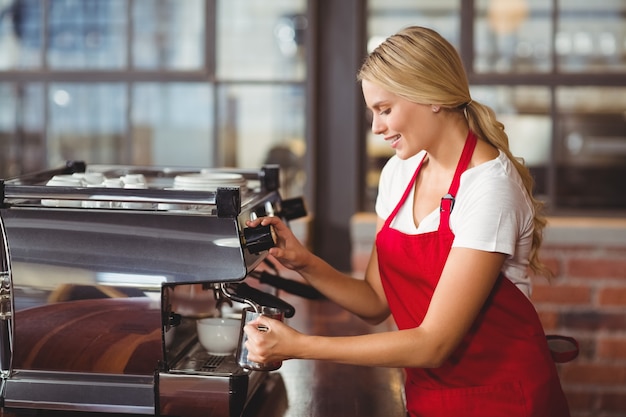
462, 150, 522, 187
457, 151, 532, 213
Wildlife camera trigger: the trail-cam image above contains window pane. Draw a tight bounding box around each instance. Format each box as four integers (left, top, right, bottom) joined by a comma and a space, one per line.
47, 0, 128, 69
131, 83, 214, 167
0, 0, 43, 69
0, 83, 14, 132
556, 87, 626, 209
470, 86, 551, 198
0, 83, 45, 177
368, 0, 460, 51
47, 83, 127, 167
216, 84, 306, 198
0, 83, 17, 177
132, 0, 206, 70
475, 0, 553, 73
557, 0, 626, 73
19, 83, 45, 174
217, 0, 306, 81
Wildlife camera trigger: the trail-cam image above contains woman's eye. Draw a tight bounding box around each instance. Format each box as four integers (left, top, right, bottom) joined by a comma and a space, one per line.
379, 108, 390, 115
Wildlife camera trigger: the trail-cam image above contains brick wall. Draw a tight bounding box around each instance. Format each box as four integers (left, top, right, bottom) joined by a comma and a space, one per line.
350, 213, 626, 417
535, 217, 626, 417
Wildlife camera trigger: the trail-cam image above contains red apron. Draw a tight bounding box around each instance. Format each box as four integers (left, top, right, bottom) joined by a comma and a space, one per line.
376, 131, 570, 417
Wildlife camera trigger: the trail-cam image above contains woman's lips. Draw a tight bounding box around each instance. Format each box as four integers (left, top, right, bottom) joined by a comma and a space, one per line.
387, 134, 401, 148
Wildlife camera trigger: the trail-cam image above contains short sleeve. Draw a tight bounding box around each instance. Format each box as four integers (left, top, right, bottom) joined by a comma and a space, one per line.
451, 172, 534, 257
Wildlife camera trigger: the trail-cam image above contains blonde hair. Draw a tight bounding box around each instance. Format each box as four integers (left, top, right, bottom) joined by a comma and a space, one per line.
358, 26, 552, 278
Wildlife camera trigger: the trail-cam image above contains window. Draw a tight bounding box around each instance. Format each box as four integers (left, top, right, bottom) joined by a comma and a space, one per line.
0, 0, 307, 198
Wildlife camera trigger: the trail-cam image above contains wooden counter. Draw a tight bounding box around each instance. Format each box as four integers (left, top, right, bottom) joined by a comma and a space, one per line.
0, 294, 406, 417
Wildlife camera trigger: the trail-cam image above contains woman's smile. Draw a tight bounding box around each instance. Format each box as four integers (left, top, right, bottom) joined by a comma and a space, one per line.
387, 134, 401, 148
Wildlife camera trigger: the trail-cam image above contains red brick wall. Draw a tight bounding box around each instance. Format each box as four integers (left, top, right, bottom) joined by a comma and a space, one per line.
350, 213, 626, 417
534, 243, 626, 417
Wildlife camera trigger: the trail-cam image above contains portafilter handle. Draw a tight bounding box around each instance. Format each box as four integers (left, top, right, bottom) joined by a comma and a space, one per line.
218, 282, 295, 318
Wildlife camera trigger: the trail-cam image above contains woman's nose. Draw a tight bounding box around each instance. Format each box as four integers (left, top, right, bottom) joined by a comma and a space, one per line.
371, 115, 385, 135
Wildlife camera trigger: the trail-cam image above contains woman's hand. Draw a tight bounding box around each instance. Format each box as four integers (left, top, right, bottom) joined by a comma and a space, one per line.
243, 315, 302, 364
246, 216, 314, 272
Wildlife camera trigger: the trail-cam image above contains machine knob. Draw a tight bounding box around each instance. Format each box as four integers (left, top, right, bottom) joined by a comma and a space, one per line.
278, 197, 307, 221
168, 312, 182, 327
243, 224, 276, 254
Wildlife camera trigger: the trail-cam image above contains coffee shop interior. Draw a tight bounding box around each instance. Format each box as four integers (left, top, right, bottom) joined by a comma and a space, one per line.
0, 0, 625, 416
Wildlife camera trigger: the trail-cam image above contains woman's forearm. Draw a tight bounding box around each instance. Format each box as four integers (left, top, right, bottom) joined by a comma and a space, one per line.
296, 254, 390, 324
294, 328, 443, 369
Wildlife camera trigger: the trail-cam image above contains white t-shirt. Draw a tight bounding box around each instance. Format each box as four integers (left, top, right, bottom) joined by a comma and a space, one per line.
375, 150, 534, 297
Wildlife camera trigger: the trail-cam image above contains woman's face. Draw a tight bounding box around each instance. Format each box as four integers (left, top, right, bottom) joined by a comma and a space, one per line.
362, 79, 438, 160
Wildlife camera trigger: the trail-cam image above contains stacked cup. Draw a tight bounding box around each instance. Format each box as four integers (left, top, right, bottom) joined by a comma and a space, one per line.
42, 175, 85, 207
158, 172, 247, 211
173, 172, 247, 192
121, 174, 151, 209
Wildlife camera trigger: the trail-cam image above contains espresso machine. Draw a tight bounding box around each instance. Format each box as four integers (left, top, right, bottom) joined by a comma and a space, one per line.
0, 161, 308, 417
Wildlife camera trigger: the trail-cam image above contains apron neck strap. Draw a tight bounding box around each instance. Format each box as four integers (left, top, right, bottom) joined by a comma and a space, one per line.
383, 153, 427, 229
439, 130, 478, 229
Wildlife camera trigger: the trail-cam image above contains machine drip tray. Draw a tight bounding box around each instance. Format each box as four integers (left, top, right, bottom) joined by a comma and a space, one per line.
170, 343, 245, 376
200, 354, 227, 371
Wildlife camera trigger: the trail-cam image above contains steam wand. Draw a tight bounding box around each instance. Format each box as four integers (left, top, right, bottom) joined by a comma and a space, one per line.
216, 283, 260, 313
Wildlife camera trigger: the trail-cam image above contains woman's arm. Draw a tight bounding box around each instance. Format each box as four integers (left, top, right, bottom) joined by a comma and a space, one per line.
247, 216, 390, 324
245, 247, 506, 368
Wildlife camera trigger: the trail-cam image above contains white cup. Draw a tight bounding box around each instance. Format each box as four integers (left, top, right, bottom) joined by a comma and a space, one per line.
72, 172, 105, 185
43, 175, 83, 207
197, 317, 241, 356
121, 174, 147, 186
122, 182, 152, 209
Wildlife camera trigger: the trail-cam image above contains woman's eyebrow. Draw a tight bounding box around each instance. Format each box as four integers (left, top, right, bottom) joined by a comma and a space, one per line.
368, 100, 388, 111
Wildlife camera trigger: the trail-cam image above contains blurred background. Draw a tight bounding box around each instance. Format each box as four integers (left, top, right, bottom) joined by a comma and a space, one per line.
0, 0, 625, 266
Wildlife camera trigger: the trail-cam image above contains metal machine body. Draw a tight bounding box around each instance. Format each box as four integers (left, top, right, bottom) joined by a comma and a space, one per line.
0, 162, 303, 417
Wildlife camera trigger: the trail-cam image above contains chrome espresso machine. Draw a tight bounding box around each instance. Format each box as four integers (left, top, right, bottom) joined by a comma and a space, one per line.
0, 161, 308, 417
